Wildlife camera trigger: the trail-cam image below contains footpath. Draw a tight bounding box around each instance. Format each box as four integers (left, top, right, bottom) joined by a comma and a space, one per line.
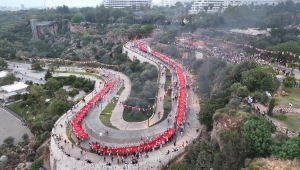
7, 55, 202, 169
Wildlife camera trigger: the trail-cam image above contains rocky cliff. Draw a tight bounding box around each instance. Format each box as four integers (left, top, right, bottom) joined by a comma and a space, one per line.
211, 112, 242, 148
68, 23, 97, 35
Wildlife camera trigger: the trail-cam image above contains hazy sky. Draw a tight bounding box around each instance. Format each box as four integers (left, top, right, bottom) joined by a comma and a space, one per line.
1, 0, 105, 7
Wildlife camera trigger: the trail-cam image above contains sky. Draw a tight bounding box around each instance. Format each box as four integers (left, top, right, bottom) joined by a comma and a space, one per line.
1, 0, 105, 8
1, 0, 162, 8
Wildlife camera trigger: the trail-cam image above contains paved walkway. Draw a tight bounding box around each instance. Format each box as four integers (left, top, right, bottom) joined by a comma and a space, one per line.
0, 108, 33, 145
6, 49, 201, 168
49, 44, 201, 168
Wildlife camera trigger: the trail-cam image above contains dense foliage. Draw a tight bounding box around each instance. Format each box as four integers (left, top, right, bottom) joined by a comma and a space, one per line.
119, 59, 158, 121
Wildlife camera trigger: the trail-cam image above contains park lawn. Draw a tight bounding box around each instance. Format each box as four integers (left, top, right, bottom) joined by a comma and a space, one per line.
7, 102, 47, 120
116, 84, 124, 95
99, 97, 118, 129
278, 115, 300, 132
165, 69, 172, 90
151, 92, 172, 126
277, 87, 300, 108
55, 70, 104, 81
163, 93, 172, 113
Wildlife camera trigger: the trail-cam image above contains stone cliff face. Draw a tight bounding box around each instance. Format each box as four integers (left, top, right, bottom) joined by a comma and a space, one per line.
211, 112, 241, 148
101, 31, 128, 44
68, 23, 97, 35
37, 24, 58, 38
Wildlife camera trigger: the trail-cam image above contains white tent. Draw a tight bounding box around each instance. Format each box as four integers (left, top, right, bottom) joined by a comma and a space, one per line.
0, 82, 28, 93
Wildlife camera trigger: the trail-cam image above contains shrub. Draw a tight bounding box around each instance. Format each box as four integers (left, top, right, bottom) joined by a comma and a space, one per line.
283, 76, 296, 88
73, 80, 82, 88
29, 158, 43, 170
3, 136, 15, 147
83, 87, 89, 93
244, 106, 251, 113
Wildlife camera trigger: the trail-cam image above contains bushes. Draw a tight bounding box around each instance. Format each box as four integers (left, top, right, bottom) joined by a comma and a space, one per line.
283, 76, 296, 88
242, 118, 275, 156
83, 87, 89, 93
3, 136, 15, 147
271, 137, 300, 160
29, 158, 43, 170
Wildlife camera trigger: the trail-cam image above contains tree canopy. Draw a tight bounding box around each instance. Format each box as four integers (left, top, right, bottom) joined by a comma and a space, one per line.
0, 57, 8, 71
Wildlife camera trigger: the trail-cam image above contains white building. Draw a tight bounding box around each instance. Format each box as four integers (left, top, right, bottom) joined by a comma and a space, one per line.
0, 71, 8, 79
0, 82, 28, 94
189, 0, 242, 14
103, 0, 151, 9
0, 82, 28, 102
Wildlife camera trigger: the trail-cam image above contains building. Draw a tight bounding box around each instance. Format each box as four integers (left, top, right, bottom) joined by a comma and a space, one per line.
0, 82, 28, 102
21, 4, 25, 10
189, 0, 242, 14
0, 71, 8, 79
30, 19, 57, 41
230, 28, 271, 36
0, 82, 28, 94
103, 0, 151, 9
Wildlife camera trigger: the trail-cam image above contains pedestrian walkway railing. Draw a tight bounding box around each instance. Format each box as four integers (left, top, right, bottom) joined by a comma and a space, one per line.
0, 102, 23, 121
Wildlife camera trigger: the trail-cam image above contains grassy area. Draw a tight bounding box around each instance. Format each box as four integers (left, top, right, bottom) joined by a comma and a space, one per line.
152, 93, 172, 126
99, 97, 118, 129
165, 70, 172, 90
55, 70, 104, 81
116, 84, 124, 95
277, 87, 300, 108
274, 86, 300, 131
66, 122, 75, 144
7, 102, 47, 121
277, 115, 300, 131
164, 93, 172, 112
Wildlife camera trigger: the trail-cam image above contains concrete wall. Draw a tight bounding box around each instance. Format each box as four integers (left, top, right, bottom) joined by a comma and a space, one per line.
50, 133, 184, 170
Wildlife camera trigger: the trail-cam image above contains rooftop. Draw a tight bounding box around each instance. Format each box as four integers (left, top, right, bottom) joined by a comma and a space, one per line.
0, 71, 8, 78
0, 82, 28, 93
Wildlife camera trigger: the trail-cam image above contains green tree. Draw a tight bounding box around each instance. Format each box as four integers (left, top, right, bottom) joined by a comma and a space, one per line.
44, 70, 53, 81
3, 136, 15, 147
29, 85, 45, 103
55, 88, 68, 101
0, 72, 17, 86
230, 82, 243, 95
47, 99, 70, 115
237, 86, 249, 97
283, 76, 296, 88
242, 118, 275, 156
213, 129, 254, 170
22, 133, 29, 141
56, 5, 70, 13
44, 78, 61, 92
0, 39, 16, 59
31, 61, 43, 71
271, 137, 300, 160
71, 15, 85, 23
0, 57, 8, 71
29, 158, 43, 170
267, 98, 276, 116
184, 140, 218, 169
68, 89, 79, 99
241, 66, 279, 93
